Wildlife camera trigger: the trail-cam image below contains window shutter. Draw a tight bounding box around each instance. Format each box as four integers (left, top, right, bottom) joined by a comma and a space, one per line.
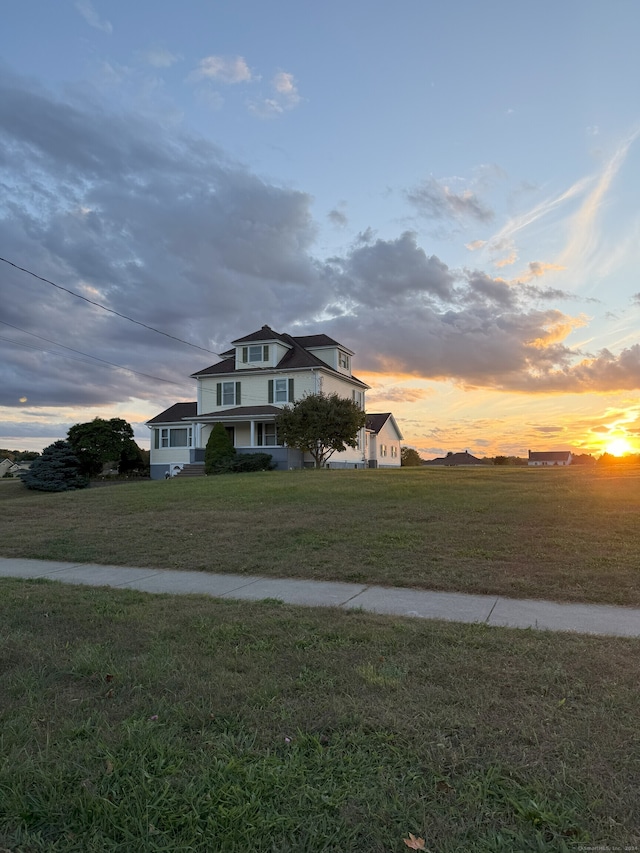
242, 347, 248, 363
216, 383, 222, 406
268, 380, 274, 404
235, 382, 241, 405
263, 345, 269, 361
288, 378, 294, 402
154, 429, 159, 449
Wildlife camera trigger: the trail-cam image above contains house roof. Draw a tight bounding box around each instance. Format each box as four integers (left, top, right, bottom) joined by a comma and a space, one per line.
528, 451, 572, 461
231, 325, 348, 352
425, 451, 484, 466
196, 405, 282, 420
365, 412, 404, 440
146, 402, 197, 425
192, 325, 367, 387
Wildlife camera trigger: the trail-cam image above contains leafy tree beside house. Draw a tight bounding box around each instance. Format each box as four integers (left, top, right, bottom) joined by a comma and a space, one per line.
275, 393, 366, 469
67, 418, 144, 477
21, 441, 89, 492
401, 447, 423, 466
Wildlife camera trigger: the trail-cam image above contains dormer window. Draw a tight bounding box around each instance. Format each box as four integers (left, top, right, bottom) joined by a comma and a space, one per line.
242, 345, 270, 363
339, 351, 350, 370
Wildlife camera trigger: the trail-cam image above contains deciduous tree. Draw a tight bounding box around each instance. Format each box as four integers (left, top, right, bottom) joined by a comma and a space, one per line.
401, 447, 423, 466
67, 418, 142, 477
275, 393, 366, 469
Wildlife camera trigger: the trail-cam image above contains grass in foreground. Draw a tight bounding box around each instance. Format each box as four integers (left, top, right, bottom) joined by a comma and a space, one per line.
2, 466, 640, 606
1, 578, 639, 852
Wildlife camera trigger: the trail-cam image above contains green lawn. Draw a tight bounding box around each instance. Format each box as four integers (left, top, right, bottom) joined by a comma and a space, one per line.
1, 579, 639, 852
2, 466, 640, 605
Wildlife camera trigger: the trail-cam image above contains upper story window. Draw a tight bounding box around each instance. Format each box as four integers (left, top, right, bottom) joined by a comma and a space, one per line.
242, 345, 269, 363
268, 378, 294, 404
352, 389, 363, 408
338, 351, 350, 370
216, 381, 241, 406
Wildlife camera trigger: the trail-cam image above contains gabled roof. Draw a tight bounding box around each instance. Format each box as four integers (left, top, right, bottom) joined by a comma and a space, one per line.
366, 413, 404, 440
231, 325, 291, 345
528, 450, 572, 461
146, 402, 197, 425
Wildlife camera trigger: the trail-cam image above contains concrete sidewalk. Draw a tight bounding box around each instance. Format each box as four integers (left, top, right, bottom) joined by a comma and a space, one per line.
2, 556, 640, 638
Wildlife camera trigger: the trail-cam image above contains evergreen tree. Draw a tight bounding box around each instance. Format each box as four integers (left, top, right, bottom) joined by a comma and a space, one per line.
21, 441, 89, 492
204, 423, 236, 474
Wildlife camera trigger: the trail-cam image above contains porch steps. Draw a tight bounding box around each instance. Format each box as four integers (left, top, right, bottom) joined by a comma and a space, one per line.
174, 463, 206, 478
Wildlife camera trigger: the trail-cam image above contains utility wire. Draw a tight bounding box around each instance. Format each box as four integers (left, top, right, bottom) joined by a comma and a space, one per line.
0, 255, 219, 356
0, 323, 184, 386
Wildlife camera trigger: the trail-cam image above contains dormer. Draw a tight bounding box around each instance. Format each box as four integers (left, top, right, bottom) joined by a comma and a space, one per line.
306, 344, 354, 377
231, 325, 292, 370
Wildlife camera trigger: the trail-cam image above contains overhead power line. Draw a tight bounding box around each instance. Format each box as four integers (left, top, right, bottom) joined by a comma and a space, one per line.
0, 255, 219, 356
0, 321, 184, 386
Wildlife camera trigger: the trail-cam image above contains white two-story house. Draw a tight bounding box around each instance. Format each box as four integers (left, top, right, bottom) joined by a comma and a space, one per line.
147, 325, 403, 478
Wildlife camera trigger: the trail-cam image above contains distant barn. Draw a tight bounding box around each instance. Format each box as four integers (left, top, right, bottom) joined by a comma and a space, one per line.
528, 450, 572, 467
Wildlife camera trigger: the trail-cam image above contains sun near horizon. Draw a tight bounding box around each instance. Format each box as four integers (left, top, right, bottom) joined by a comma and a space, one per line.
604, 437, 634, 457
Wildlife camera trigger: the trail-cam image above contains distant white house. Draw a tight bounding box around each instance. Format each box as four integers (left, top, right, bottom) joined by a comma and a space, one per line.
0, 458, 21, 477
147, 325, 403, 478
528, 450, 572, 467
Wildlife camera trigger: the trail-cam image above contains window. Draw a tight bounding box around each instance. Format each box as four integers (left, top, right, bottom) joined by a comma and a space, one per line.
380, 444, 387, 457
216, 381, 241, 406
257, 422, 278, 446
352, 389, 363, 408
243, 345, 269, 363
157, 427, 192, 448
268, 377, 294, 404
339, 351, 350, 370
390, 445, 398, 458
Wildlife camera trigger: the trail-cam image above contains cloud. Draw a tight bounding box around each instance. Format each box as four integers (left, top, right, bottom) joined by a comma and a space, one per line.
406, 176, 494, 222
1, 66, 639, 423
249, 71, 302, 118
74, 0, 112, 34
139, 47, 182, 68
190, 55, 254, 84
328, 208, 348, 227
557, 129, 640, 274
366, 387, 432, 403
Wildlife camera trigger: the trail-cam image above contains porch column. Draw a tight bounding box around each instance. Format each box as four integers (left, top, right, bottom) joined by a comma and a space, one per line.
250, 420, 256, 447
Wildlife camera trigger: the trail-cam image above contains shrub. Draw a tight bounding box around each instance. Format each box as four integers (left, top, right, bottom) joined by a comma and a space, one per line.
205, 423, 237, 474
21, 441, 89, 492
231, 453, 274, 473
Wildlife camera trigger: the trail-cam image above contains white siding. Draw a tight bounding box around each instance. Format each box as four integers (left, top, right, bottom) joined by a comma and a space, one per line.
374, 419, 402, 467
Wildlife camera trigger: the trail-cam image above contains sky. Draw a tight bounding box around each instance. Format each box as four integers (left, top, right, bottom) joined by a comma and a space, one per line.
2, 0, 640, 459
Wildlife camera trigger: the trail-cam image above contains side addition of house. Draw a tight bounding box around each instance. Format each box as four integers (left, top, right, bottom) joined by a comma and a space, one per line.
147, 325, 403, 478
